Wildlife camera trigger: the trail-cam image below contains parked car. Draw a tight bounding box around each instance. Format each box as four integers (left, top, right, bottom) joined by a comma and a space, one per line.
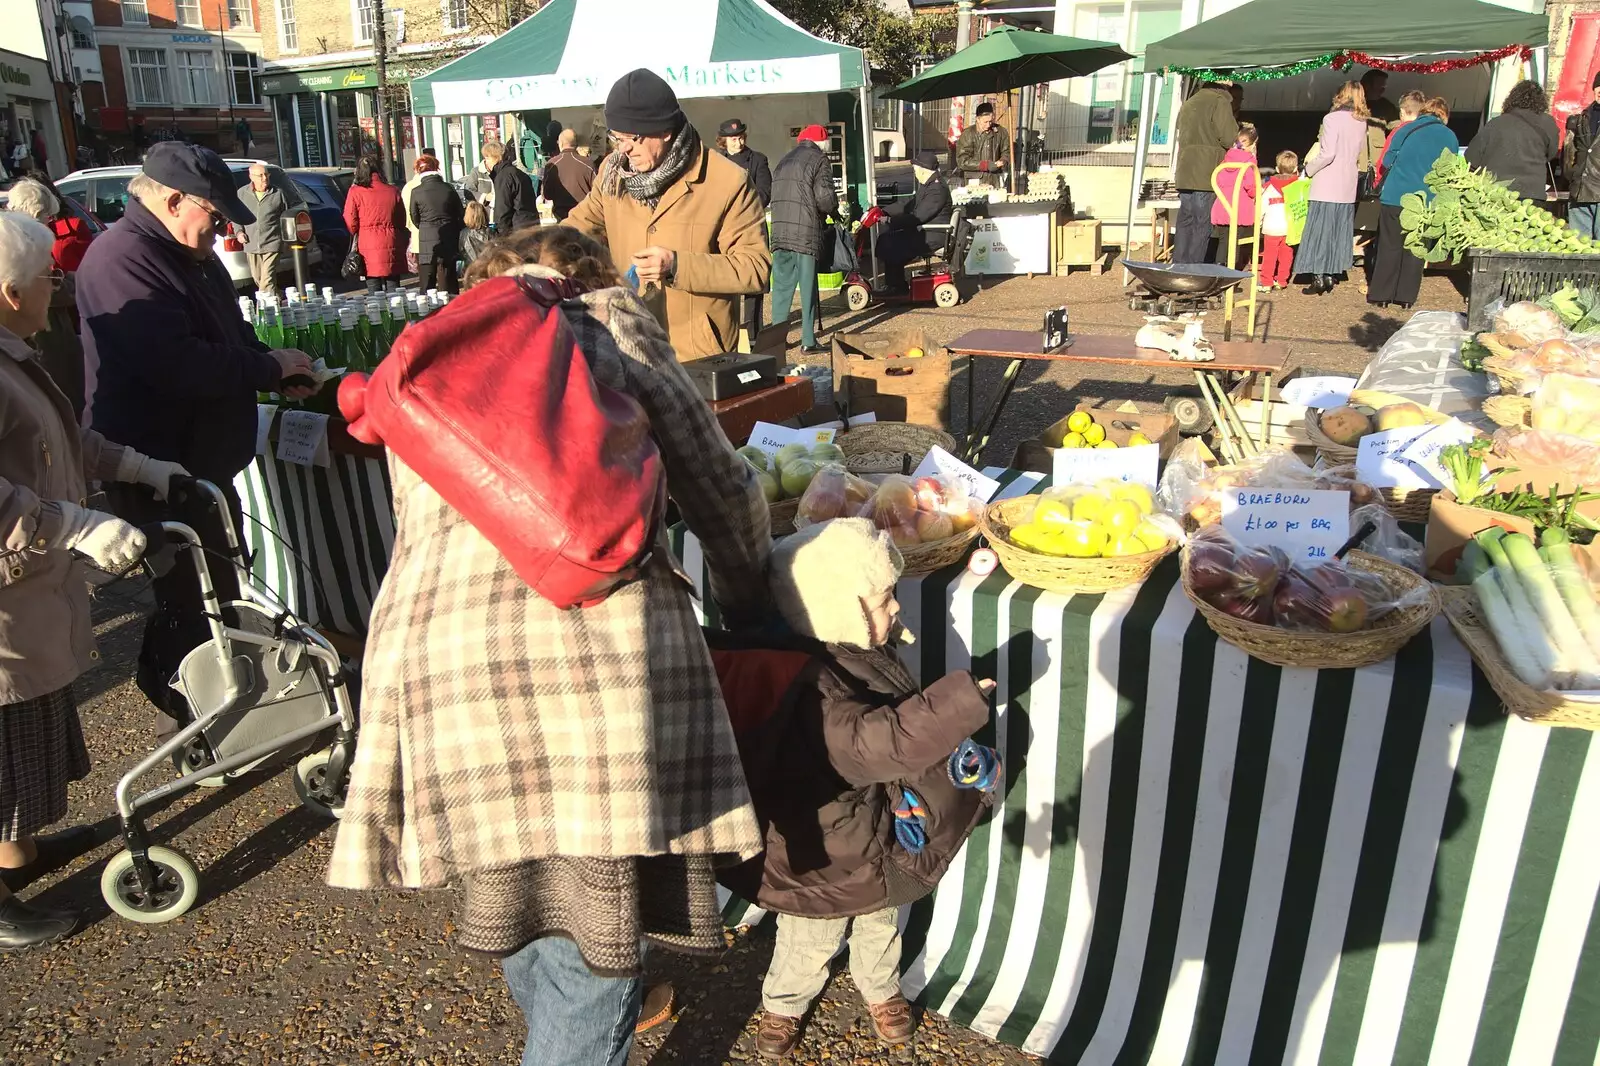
285, 167, 354, 274
55, 159, 323, 290
0, 188, 107, 236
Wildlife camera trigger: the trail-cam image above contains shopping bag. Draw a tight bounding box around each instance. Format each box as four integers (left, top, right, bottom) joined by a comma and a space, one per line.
1283, 178, 1312, 246
817, 221, 858, 275
341, 236, 365, 279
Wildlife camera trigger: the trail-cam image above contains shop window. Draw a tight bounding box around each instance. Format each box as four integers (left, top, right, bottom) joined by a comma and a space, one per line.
120, 0, 148, 24
276, 0, 297, 51
228, 52, 260, 106
177, 50, 216, 106
176, 0, 201, 26
442, 0, 468, 33
872, 90, 901, 133
227, 0, 252, 29
353, 0, 374, 44
128, 47, 170, 106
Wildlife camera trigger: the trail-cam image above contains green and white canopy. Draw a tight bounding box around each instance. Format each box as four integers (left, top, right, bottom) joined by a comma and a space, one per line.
411, 0, 869, 116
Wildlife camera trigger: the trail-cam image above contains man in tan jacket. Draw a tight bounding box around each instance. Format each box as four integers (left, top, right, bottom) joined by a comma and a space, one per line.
565, 69, 771, 360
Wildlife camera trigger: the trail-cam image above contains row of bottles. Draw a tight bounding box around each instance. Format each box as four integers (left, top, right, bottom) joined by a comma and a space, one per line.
243, 286, 451, 415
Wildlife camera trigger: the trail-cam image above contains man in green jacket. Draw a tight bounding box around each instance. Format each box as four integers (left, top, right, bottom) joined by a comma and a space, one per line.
1173, 81, 1238, 264
956, 102, 1008, 189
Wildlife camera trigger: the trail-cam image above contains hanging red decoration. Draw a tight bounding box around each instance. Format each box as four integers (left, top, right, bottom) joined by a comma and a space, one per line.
1332, 44, 1534, 75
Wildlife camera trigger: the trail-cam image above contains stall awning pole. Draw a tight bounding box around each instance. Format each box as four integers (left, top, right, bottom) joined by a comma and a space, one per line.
1123, 70, 1159, 285
859, 69, 879, 271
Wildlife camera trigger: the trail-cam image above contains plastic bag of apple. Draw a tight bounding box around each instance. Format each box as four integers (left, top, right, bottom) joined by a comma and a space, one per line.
793, 468, 981, 547
1185, 525, 1426, 633
735, 441, 847, 502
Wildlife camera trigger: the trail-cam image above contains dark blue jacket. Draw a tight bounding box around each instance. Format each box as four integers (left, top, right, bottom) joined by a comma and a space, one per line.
79, 197, 280, 484
1380, 115, 1462, 207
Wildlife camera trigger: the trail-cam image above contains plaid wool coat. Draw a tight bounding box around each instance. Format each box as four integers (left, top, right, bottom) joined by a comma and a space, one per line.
327, 273, 770, 892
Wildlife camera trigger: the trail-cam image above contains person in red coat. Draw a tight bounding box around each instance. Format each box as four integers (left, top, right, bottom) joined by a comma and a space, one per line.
342, 154, 409, 292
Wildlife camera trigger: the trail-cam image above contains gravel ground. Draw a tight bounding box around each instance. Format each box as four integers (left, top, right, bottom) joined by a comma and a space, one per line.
780, 265, 1468, 466
0, 579, 1042, 1066
0, 268, 1464, 1065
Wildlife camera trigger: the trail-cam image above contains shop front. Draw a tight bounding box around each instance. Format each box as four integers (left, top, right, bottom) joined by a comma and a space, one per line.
260, 64, 380, 169
0, 49, 65, 177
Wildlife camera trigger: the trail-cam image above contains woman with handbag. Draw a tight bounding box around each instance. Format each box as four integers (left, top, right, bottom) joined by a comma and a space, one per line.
342, 154, 408, 293
1368, 97, 1460, 309
1467, 80, 1560, 205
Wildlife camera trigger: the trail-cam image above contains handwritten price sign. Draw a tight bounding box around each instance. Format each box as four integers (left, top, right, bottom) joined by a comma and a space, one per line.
1221, 489, 1350, 567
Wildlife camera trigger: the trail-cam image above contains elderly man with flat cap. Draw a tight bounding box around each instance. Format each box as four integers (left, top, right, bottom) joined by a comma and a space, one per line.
565, 69, 771, 359
76, 142, 314, 732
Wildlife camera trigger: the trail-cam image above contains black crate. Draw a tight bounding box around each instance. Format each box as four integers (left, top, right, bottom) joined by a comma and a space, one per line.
1467, 249, 1600, 331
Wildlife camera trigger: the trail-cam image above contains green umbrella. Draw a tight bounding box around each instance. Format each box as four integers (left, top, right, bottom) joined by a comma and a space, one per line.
882, 26, 1132, 102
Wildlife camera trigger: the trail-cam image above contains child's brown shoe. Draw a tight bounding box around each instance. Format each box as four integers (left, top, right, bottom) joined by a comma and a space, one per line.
756, 1011, 802, 1058
868, 994, 916, 1045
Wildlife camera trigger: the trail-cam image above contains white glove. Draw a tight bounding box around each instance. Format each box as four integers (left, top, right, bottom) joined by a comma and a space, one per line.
116, 449, 190, 502
53, 501, 146, 574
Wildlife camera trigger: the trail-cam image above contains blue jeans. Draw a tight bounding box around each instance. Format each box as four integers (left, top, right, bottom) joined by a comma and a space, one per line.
501, 937, 643, 1066
1572, 202, 1600, 240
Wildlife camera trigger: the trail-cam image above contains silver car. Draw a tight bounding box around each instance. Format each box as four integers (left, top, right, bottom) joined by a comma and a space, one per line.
55, 158, 324, 290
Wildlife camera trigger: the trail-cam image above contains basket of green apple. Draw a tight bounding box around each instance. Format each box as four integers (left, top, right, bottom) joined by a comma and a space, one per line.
736, 441, 849, 537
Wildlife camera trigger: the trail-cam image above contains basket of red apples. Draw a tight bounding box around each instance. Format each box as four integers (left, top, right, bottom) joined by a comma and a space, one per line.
794, 468, 981, 574
1180, 525, 1439, 669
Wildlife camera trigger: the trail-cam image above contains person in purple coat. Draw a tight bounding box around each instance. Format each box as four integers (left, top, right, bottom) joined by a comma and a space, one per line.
1298, 82, 1369, 296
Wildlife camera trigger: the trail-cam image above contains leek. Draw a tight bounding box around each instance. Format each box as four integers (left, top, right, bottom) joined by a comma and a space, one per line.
1497, 531, 1600, 688
1472, 570, 1551, 689
1539, 529, 1600, 665
1476, 528, 1562, 684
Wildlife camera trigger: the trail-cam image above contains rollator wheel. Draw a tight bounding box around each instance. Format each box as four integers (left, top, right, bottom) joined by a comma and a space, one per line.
100, 846, 200, 924
171, 738, 227, 789
845, 284, 871, 311
933, 282, 960, 308
293, 749, 343, 820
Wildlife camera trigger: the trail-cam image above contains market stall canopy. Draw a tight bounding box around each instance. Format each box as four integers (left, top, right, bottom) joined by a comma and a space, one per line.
883, 26, 1133, 101
1143, 0, 1548, 72
410, 0, 867, 116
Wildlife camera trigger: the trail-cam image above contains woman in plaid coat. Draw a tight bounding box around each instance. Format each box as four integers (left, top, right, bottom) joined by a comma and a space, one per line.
327, 226, 772, 1066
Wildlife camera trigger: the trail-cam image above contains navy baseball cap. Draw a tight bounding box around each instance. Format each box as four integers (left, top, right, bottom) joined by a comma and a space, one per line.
141, 142, 255, 226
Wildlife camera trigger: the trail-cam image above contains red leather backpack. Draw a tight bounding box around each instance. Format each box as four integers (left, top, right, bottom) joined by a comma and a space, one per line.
339, 274, 666, 609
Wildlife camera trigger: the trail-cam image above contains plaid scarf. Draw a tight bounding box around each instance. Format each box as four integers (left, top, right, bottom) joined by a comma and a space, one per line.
598, 122, 703, 209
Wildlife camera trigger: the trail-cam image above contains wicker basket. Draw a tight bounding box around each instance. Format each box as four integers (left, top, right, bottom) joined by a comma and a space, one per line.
838, 422, 957, 476
1481, 394, 1533, 430
769, 498, 800, 537
1181, 549, 1440, 669
1483, 356, 1532, 397
899, 525, 982, 575
1304, 409, 1361, 465
1476, 332, 1525, 362
981, 495, 1175, 594
1377, 486, 1438, 524
1440, 585, 1600, 729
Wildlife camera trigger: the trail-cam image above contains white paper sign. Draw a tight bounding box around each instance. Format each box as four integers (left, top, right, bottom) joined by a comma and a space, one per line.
747, 421, 837, 455
808, 412, 878, 432
1051, 443, 1159, 488
1222, 488, 1351, 567
1354, 424, 1471, 490
913, 445, 1002, 503
276, 409, 331, 468
1280, 376, 1358, 409
256, 404, 277, 456
963, 213, 1052, 276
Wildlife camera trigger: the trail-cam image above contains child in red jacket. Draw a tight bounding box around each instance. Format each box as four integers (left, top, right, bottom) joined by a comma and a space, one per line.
709, 517, 998, 1059
1260, 150, 1301, 290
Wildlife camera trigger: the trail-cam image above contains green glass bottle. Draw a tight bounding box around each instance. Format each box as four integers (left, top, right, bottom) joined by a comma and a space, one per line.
332, 307, 357, 371
368, 305, 389, 363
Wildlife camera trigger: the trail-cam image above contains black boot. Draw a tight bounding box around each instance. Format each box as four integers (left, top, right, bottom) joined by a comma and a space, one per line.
0, 896, 77, 952
1300, 275, 1325, 296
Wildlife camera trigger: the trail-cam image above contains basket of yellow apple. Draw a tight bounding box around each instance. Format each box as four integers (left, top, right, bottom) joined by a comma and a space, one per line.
981, 481, 1177, 593
1051, 409, 1153, 452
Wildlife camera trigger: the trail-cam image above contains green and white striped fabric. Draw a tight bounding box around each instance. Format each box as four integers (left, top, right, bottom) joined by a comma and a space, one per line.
411, 0, 867, 116
679, 474, 1600, 1065
234, 454, 394, 637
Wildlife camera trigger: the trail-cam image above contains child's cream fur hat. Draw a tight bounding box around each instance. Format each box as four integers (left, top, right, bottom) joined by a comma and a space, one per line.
770, 518, 903, 647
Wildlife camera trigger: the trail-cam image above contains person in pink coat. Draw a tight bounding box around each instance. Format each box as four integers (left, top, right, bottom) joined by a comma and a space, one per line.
342, 154, 409, 292
1210, 123, 1261, 268
1297, 82, 1369, 295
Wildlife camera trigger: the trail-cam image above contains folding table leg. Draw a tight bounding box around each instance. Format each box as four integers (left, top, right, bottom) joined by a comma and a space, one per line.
1259, 373, 1273, 451
963, 356, 1024, 465
1194, 370, 1240, 465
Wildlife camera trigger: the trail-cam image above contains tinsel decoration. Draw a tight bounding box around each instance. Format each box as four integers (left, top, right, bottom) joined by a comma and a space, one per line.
1169, 43, 1534, 83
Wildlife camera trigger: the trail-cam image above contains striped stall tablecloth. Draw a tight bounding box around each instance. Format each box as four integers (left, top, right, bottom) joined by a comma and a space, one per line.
234, 451, 394, 637
676, 472, 1600, 1066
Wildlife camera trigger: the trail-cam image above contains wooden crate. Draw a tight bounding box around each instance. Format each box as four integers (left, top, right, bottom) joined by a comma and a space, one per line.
830, 329, 954, 430
1054, 218, 1103, 274
1013, 401, 1179, 473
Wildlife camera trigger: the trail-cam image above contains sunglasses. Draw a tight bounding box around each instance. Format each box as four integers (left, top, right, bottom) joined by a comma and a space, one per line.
39, 267, 63, 290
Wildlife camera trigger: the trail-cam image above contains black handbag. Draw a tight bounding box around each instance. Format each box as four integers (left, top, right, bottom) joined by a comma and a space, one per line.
817, 221, 858, 275
341, 236, 365, 279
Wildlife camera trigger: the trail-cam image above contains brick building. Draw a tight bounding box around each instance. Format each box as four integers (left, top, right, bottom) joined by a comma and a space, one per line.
252, 0, 513, 171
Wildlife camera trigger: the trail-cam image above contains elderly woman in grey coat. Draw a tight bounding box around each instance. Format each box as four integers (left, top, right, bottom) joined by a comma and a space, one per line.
0, 212, 186, 950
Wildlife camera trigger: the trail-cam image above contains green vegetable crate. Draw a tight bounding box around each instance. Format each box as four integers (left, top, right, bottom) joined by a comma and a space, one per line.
1468, 250, 1600, 331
